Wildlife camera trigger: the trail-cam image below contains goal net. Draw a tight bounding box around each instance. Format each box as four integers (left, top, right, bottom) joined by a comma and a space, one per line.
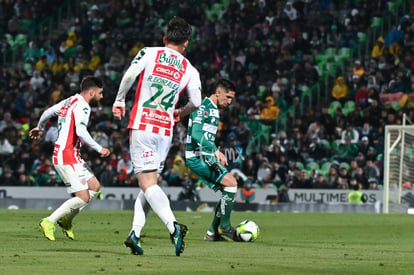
383, 117, 414, 213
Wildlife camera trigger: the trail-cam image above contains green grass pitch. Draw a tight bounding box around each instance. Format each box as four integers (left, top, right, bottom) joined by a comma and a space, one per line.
1, 210, 414, 274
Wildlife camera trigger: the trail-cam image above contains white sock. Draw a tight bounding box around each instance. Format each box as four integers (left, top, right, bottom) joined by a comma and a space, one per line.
131, 190, 147, 236
48, 196, 87, 223
60, 191, 96, 221
144, 185, 176, 234
89, 190, 98, 199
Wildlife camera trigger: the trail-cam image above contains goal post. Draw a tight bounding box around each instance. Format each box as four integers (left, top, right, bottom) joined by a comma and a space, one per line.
383, 120, 414, 213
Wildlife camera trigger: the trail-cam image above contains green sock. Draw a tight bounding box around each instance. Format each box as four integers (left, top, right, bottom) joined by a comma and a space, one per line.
219, 191, 235, 230
208, 201, 221, 234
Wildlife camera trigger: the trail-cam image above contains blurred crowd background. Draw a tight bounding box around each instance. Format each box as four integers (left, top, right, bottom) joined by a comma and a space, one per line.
1, 0, 414, 197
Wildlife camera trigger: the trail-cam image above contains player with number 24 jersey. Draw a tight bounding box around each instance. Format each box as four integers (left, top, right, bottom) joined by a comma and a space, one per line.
113, 46, 201, 137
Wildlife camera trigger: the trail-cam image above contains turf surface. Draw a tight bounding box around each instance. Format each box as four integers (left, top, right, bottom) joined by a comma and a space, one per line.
1, 210, 414, 274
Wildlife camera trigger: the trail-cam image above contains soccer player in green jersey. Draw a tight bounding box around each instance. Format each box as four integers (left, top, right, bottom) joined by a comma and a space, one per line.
185, 79, 240, 241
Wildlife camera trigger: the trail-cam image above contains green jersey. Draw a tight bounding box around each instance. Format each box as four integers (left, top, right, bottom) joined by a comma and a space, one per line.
186, 97, 220, 158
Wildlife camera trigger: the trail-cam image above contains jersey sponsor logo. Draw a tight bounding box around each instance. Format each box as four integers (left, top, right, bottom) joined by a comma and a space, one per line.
141, 107, 171, 128
209, 109, 219, 117
59, 98, 77, 118
153, 50, 187, 83
142, 150, 154, 158
202, 123, 218, 134
153, 64, 183, 82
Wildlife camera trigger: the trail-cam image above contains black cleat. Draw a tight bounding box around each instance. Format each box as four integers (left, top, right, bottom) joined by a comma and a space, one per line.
204, 233, 228, 241
124, 231, 144, 255
218, 226, 240, 241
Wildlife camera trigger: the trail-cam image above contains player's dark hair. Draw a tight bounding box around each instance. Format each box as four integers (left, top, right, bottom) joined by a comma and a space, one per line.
80, 76, 103, 92
165, 16, 192, 45
214, 79, 237, 94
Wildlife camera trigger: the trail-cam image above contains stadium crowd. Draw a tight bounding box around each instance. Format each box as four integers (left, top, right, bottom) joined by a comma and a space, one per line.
0, 0, 413, 195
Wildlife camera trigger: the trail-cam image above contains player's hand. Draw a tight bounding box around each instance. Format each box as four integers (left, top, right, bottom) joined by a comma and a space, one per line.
100, 147, 110, 157
29, 128, 43, 140
173, 109, 181, 122
112, 106, 125, 120
214, 150, 228, 167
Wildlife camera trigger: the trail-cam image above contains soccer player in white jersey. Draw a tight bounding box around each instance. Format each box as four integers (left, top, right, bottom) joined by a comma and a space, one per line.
112, 16, 202, 256
29, 76, 110, 241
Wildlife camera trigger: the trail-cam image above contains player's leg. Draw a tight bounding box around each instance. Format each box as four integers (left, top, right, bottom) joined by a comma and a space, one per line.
124, 190, 146, 255
40, 191, 88, 241
204, 201, 227, 241
186, 156, 229, 241
217, 173, 238, 240
126, 130, 187, 255
131, 190, 147, 236
138, 171, 188, 256
39, 163, 90, 240
58, 164, 99, 240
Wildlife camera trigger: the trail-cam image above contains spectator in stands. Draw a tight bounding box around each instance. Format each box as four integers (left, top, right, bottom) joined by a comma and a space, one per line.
338, 163, 351, 187
371, 36, 386, 60
0, 111, 19, 132
384, 25, 403, 61
355, 84, 369, 109
352, 60, 366, 81
326, 163, 340, 188
331, 76, 349, 103
47, 170, 62, 187
338, 24, 358, 49
256, 159, 272, 187
29, 70, 44, 91
368, 177, 380, 190
358, 136, 370, 156
313, 171, 328, 188
1, 167, 17, 185
341, 123, 360, 144
296, 170, 313, 189
240, 180, 255, 203
241, 157, 257, 182
0, 0, 405, 195
16, 173, 34, 186
260, 96, 280, 124
0, 134, 13, 157
336, 135, 359, 163
100, 163, 117, 187
326, 25, 340, 48
116, 152, 133, 184
363, 159, 380, 184
403, 182, 412, 191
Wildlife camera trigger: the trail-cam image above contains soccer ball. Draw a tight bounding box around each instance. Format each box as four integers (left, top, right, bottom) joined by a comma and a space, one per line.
236, 220, 259, 242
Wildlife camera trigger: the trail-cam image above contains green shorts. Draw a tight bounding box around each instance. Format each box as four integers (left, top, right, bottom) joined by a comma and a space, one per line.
186, 155, 228, 192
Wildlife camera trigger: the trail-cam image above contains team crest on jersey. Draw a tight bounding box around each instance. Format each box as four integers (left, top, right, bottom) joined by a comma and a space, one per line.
203, 111, 208, 118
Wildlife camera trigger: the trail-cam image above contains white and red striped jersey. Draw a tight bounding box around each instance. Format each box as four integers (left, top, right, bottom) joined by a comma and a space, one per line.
37, 94, 102, 165
113, 47, 202, 136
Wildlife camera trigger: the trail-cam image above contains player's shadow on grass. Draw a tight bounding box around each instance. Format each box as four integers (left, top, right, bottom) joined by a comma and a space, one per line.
51, 248, 127, 256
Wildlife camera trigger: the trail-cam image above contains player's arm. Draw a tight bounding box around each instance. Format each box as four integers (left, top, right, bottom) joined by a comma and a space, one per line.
174, 69, 202, 122
75, 105, 110, 157
29, 102, 62, 140
191, 120, 227, 166
112, 49, 146, 120
76, 124, 110, 157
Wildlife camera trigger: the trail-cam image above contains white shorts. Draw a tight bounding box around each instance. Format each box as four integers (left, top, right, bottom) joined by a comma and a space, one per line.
54, 161, 94, 194
130, 129, 172, 175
